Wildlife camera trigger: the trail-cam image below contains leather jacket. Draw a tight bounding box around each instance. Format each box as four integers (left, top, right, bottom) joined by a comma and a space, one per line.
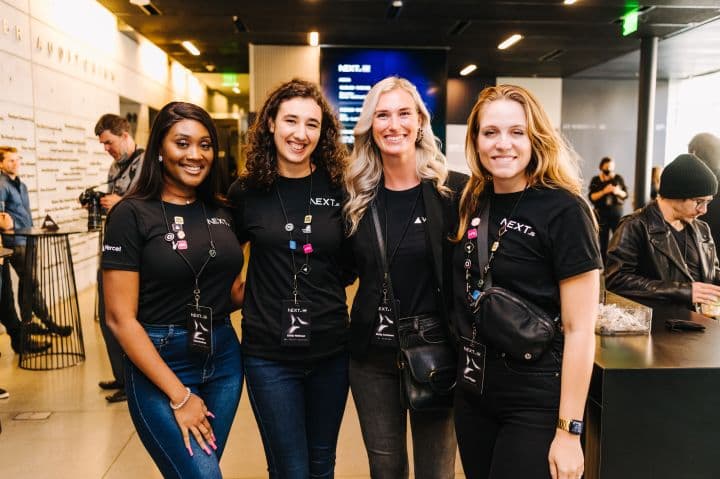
605, 201, 720, 307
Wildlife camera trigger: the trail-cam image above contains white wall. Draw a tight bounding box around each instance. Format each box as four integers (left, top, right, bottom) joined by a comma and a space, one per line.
496, 77, 563, 130
0, 0, 212, 292
249, 44, 320, 111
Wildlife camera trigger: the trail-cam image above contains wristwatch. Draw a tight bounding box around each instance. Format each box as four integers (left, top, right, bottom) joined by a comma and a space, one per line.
557, 418, 584, 435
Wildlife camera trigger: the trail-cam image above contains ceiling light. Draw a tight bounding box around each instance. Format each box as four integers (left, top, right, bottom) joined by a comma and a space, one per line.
563, 0, 577, 4
392, 0, 403, 6
204, 64, 216, 72
459, 64, 477, 76
232, 15, 248, 33
309, 31, 319, 47
498, 34, 523, 50
232, 86, 241, 94
129, 0, 150, 5
181, 40, 200, 56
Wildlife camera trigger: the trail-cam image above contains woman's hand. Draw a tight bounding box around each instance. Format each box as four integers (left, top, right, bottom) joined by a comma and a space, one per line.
548, 430, 584, 479
173, 393, 217, 456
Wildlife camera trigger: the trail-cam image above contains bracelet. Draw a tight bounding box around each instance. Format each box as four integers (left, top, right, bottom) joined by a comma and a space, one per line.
169, 387, 192, 410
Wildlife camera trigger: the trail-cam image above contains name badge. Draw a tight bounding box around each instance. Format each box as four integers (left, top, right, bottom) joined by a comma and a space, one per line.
371, 300, 399, 347
186, 304, 213, 354
459, 336, 485, 395
281, 300, 312, 347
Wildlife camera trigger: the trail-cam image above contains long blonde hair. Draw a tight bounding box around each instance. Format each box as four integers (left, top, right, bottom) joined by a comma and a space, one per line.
455, 84, 584, 241
344, 76, 449, 235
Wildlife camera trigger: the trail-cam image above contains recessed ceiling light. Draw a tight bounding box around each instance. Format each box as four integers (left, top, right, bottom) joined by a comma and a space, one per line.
498, 34, 523, 50
232, 86, 241, 94
309, 31, 319, 47
129, 0, 150, 5
392, 0, 403, 7
181, 41, 200, 56
204, 64, 216, 72
563, 0, 577, 4
460, 64, 477, 76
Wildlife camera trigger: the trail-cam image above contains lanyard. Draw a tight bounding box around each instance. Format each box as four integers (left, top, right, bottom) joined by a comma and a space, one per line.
275, 165, 314, 304
160, 200, 216, 308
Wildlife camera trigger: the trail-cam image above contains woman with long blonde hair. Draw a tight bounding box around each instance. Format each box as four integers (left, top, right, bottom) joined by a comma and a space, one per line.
451, 84, 601, 479
345, 76, 466, 479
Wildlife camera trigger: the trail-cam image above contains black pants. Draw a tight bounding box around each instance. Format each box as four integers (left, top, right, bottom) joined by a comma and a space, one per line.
598, 211, 622, 264
0, 261, 21, 339
98, 269, 125, 386
1, 245, 51, 324
454, 348, 561, 479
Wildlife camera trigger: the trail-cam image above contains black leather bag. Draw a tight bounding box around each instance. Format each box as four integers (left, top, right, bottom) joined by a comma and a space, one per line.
396, 314, 456, 411
370, 204, 456, 411
471, 286, 558, 361
469, 197, 558, 362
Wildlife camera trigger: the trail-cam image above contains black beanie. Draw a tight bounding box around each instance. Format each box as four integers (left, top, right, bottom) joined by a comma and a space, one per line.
659, 153, 718, 199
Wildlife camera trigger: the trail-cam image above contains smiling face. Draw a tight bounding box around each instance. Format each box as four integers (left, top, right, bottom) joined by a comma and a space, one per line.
475, 99, 532, 193
269, 97, 322, 176
371, 88, 421, 161
160, 119, 213, 196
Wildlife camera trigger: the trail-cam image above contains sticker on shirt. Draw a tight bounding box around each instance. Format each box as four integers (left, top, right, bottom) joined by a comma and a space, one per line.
459, 336, 485, 395
371, 300, 399, 347
186, 304, 213, 354
281, 300, 311, 347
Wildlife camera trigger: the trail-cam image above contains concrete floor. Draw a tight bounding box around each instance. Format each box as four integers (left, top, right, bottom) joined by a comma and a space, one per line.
0, 286, 465, 478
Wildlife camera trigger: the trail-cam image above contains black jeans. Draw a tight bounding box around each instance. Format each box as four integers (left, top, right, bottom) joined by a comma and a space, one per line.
454, 347, 561, 479
350, 350, 457, 479
6, 245, 51, 323
598, 210, 622, 264
0, 260, 21, 338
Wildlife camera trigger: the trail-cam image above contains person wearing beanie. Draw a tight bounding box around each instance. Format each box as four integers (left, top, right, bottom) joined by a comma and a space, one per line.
605, 153, 720, 310
689, 132, 720, 257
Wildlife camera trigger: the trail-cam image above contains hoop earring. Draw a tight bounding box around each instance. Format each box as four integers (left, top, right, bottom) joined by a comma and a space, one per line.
416, 129, 424, 144
158, 155, 163, 163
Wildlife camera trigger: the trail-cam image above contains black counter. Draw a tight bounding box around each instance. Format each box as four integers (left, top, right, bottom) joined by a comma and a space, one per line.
586, 302, 720, 479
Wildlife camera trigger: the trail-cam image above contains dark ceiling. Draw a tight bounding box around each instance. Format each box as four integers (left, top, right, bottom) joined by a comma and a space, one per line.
98, 0, 720, 79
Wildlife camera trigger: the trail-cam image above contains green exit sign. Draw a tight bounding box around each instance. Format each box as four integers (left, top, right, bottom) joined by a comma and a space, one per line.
221, 73, 238, 86
623, 10, 639, 36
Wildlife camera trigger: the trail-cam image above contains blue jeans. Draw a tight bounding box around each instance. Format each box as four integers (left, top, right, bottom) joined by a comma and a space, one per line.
125, 321, 243, 479
244, 352, 350, 479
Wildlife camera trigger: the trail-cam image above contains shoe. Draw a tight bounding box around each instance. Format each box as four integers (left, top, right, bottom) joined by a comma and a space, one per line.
44, 321, 72, 337
98, 380, 123, 390
106, 389, 127, 403
10, 336, 52, 354
23, 321, 50, 335
0, 388, 9, 399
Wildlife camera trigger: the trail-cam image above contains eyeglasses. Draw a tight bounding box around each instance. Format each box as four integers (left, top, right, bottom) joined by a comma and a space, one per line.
689, 198, 713, 209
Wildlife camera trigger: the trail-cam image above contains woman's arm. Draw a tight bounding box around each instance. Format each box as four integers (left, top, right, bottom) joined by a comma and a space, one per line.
548, 268, 599, 479
104, 269, 217, 455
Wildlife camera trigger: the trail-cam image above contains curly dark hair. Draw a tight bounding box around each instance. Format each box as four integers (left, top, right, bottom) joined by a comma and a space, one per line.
242, 78, 347, 189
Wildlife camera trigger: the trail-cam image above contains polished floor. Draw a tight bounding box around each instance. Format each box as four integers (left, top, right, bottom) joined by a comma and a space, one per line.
0, 286, 465, 478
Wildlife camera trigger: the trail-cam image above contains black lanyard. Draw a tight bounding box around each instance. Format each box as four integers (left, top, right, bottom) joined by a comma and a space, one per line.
159, 200, 216, 308
275, 166, 314, 304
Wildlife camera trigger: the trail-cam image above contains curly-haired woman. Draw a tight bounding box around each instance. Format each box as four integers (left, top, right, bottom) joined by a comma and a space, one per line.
227, 79, 351, 479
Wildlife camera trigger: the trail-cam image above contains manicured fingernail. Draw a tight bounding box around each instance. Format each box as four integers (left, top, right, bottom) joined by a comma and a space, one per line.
207, 411, 216, 418
211, 433, 216, 442
187, 446, 193, 457
210, 441, 217, 450
203, 446, 211, 455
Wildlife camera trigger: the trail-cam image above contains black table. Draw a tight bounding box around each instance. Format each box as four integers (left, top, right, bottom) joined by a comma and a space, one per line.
3, 227, 88, 370
586, 298, 720, 479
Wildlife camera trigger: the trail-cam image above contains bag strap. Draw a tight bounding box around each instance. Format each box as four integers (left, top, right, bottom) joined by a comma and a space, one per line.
475, 198, 493, 290
371, 201, 400, 323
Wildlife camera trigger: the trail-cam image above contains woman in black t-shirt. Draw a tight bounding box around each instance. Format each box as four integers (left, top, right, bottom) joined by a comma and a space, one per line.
103, 102, 244, 478
344, 76, 464, 479
451, 85, 602, 479
227, 79, 351, 478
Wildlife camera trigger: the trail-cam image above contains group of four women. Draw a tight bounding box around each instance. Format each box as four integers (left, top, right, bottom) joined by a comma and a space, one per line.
101, 76, 600, 479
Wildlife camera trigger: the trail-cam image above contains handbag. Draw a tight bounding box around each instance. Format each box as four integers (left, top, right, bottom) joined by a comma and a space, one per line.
371, 202, 456, 411
469, 196, 559, 362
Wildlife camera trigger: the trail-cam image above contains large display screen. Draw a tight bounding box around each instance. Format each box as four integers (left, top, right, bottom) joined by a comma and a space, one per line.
320, 48, 448, 151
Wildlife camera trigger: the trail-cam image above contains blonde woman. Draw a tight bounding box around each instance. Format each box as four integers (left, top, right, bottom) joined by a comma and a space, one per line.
451, 84, 601, 479
345, 76, 466, 479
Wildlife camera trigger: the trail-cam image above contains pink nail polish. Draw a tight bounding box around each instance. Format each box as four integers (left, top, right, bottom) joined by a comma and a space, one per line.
211, 433, 217, 442
210, 441, 218, 450
203, 446, 211, 455
187, 446, 194, 457
207, 411, 216, 419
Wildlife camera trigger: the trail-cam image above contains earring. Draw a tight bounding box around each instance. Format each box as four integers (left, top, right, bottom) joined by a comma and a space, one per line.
158, 155, 163, 163
484, 175, 493, 182
416, 128, 424, 144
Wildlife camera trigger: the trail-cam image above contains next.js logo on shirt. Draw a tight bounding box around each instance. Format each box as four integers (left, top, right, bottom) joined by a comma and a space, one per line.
310, 197, 340, 207
500, 218, 536, 237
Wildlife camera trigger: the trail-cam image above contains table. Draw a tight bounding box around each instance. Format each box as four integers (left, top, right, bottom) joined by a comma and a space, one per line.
586, 297, 720, 478
3, 227, 88, 370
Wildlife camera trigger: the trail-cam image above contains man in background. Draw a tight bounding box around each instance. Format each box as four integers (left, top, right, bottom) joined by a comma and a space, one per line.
688, 132, 720, 255
92, 114, 145, 403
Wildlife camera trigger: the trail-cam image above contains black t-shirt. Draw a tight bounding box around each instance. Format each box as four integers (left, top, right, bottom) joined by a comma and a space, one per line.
102, 199, 244, 325
589, 174, 627, 216
228, 169, 349, 361
670, 224, 703, 281
452, 186, 602, 340
377, 184, 437, 318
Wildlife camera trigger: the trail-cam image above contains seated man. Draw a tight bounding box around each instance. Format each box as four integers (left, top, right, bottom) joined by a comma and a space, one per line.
606, 154, 720, 309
